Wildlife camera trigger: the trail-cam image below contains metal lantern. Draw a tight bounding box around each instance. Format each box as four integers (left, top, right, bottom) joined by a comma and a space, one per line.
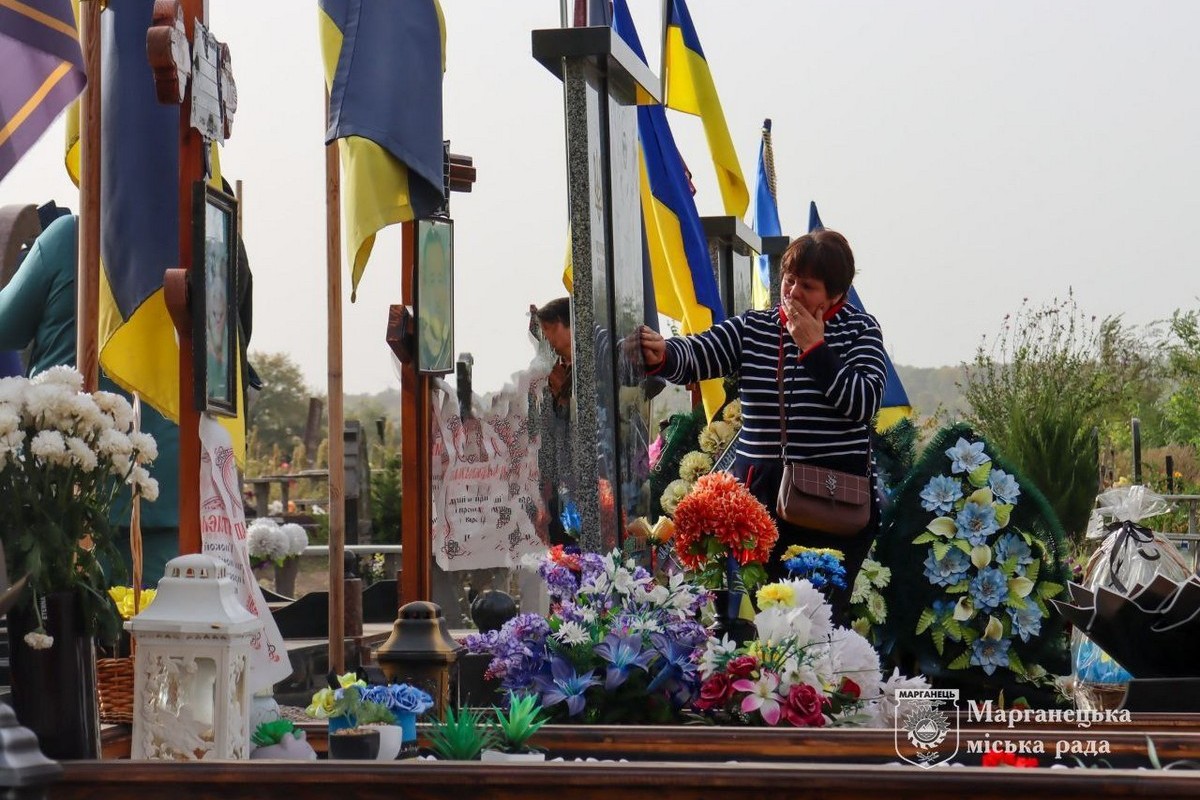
373, 601, 463, 717
127, 554, 261, 760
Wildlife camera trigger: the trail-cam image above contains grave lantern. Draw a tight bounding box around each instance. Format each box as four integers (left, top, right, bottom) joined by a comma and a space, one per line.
127, 554, 260, 760
374, 601, 463, 717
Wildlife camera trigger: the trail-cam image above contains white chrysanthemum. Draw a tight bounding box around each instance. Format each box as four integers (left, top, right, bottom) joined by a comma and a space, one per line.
139, 475, 160, 502
66, 436, 98, 472
129, 431, 158, 464
247, 520, 290, 563
660, 478, 692, 515
24, 631, 54, 650
0, 376, 28, 407
267, 500, 284, 515
30, 429, 68, 465
97, 428, 133, 459
828, 628, 882, 701
0, 407, 21, 436
31, 365, 83, 392
577, 606, 597, 624
553, 621, 590, 646
91, 391, 134, 432
280, 523, 309, 557
64, 393, 106, 434
23, 383, 73, 428
110, 452, 132, 478
872, 668, 931, 726
678, 451, 713, 482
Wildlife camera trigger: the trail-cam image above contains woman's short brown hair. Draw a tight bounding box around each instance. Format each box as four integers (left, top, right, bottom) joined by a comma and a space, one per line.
780, 229, 855, 300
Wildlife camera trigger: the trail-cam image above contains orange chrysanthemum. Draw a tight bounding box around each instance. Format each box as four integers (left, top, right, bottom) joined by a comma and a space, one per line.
671, 473, 778, 570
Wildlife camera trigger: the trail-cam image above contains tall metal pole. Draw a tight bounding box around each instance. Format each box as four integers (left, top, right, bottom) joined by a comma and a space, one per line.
76, 0, 102, 391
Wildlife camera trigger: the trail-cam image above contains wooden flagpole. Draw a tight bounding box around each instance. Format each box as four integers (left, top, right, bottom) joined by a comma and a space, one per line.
324, 94, 346, 674
76, 0, 101, 392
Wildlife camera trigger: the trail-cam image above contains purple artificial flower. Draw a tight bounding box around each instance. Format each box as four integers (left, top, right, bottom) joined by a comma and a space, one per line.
594, 632, 657, 690
533, 655, 600, 717
645, 632, 700, 705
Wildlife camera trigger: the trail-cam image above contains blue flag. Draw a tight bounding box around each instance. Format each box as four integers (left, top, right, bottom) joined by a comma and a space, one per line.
751, 120, 781, 308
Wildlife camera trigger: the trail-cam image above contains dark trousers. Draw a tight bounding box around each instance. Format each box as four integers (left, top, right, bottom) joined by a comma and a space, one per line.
735, 460, 878, 626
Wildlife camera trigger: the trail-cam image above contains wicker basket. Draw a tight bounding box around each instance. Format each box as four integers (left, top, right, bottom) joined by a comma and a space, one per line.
97, 655, 135, 724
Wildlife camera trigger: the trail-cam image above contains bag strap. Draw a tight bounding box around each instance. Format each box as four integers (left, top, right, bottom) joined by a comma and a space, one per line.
777, 323, 788, 464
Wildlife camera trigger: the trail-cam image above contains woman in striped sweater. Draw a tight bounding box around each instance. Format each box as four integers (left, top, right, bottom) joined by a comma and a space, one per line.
639, 229, 886, 620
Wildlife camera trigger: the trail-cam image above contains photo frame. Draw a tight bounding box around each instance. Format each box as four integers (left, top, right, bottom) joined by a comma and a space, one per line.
415, 217, 454, 374
191, 181, 239, 416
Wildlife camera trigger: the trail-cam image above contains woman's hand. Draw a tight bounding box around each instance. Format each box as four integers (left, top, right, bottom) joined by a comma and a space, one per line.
638, 324, 666, 368
784, 300, 826, 352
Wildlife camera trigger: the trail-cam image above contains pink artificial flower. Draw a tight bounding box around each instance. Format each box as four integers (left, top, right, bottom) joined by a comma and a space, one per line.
733, 671, 783, 726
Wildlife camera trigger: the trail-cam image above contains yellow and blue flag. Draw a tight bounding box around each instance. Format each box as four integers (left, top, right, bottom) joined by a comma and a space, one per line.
662, 0, 747, 218
751, 119, 780, 310
613, 0, 724, 419
809, 202, 911, 430
0, 0, 85, 182
319, 0, 446, 300
95, 0, 181, 424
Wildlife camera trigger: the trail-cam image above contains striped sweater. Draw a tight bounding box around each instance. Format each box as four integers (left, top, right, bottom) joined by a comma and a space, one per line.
658, 303, 887, 470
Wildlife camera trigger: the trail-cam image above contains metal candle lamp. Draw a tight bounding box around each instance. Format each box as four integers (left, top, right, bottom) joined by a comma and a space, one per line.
373, 601, 463, 717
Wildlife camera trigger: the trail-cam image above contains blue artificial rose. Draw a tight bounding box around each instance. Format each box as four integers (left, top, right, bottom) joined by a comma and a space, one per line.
919, 475, 964, 514
987, 469, 1021, 505
969, 567, 1009, 612
955, 502, 999, 546
364, 683, 434, 715
945, 438, 990, 475
969, 638, 1011, 676
922, 548, 972, 588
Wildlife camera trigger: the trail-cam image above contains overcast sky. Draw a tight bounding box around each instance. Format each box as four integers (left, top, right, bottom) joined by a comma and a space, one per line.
3, 1, 1198, 395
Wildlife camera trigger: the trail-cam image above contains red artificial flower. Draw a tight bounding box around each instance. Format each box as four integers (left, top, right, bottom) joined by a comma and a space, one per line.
981, 751, 1039, 768
780, 684, 827, 728
548, 544, 582, 572
671, 473, 779, 570
694, 673, 734, 712
725, 655, 759, 680
836, 677, 861, 699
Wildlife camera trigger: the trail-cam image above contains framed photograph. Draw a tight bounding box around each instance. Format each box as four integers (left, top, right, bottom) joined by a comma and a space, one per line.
191, 181, 239, 416
416, 217, 454, 374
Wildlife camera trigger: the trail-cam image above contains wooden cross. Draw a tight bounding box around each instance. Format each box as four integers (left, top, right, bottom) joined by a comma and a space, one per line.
146, 0, 231, 557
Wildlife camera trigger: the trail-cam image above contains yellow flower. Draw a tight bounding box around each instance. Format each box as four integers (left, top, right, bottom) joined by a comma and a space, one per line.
756, 582, 796, 610
678, 451, 714, 482
335, 671, 365, 690
306, 687, 336, 719
107, 586, 157, 620
780, 545, 844, 561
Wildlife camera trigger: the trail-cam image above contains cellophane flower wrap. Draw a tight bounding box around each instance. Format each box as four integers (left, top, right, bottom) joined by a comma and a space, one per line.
670, 472, 778, 592
692, 577, 928, 727
0, 367, 158, 642
464, 547, 710, 723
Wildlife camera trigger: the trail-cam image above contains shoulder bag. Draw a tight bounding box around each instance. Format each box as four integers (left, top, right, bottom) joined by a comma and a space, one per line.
774, 326, 872, 537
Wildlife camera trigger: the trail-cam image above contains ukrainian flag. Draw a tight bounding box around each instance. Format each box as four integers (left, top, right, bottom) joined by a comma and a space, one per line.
751, 119, 780, 310
94, 0, 180, 424
809, 202, 911, 430
319, 0, 446, 301
0, 0, 85, 182
613, 0, 724, 420
662, 0, 748, 218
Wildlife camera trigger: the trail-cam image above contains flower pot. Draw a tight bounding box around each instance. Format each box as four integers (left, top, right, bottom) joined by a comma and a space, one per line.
481, 749, 546, 763
327, 713, 355, 734
396, 710, 417, 744
327, 728, 380, 760
250, 730, 317, 761
363, 723, 403, 760
274, 557, 299, 598
710, 589, 757, 648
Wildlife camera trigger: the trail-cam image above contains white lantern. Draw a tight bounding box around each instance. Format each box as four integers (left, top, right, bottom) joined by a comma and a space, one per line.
127, 554, 261, 760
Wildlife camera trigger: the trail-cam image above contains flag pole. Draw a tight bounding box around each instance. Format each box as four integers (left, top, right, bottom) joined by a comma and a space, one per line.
76, 0, 102, 392
324, 92, 346, 674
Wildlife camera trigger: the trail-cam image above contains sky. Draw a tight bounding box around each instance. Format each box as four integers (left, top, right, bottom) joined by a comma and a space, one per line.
2, 1, 1198, 396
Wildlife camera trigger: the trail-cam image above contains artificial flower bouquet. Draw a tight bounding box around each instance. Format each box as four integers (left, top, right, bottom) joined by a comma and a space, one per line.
872, 424, 1071, 699
669, 471, 778, 593
464, 547, 710, 723
247, 518, 308, 569
691, 577, 929, 728
0, 367, 158, 644
306, 671, 433, 730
